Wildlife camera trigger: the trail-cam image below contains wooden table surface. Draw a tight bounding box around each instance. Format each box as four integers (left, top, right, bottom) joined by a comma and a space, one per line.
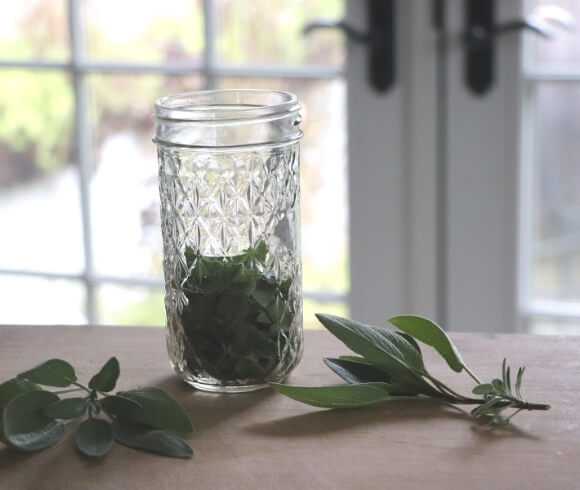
0, 326, 578, 490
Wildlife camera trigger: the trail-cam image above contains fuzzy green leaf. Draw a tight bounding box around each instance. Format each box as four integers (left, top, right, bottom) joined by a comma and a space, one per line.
44, 397, 88, 420
76, 418, 113, 457
472, 383, 494, 395
100, 394, 142, 416
492, 378, 506, 393
388, 315, 464, 372
116, 388, 193, 434
315, 314, 430, 384
269, 382, 418, 409
338, 355, 372, 364
89, 357, 120, 393
3, 391, 65, 451
18, 359, 77, 387
316, 314, 437, 396
323, 358, 391, 385
113, 420, 193, 459
0, 378, 41, 411
0, 378, 42, 445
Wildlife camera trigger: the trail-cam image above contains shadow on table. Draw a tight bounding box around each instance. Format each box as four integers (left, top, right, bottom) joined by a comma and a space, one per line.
245, 400, 541, 441
244, 401, 467, 437
145, 373, 277, 433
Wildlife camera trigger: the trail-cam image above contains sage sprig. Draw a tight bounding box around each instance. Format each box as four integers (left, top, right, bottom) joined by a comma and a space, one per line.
271, 314, 550, 426
0, 358, 193, 458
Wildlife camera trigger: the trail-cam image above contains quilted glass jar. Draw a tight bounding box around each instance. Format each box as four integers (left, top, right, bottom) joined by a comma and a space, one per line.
153, 90, 304, 393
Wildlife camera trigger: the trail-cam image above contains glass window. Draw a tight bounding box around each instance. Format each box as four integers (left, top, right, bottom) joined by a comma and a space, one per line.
215, 0, 344, 67
0, 0, 68, 60
83, 0, 204, 63
0, 1, 346, 327
88, 73, 204, 280
0, 275, 86, 324
0, 70, 83, 274
529, 0, 580, 69
523, 0, 580, 332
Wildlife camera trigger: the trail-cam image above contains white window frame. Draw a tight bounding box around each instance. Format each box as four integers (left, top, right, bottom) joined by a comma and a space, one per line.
519, 0, 580, 328
0, 0, 347, 324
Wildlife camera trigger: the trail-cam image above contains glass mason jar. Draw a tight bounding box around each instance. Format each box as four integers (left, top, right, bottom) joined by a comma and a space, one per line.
153, 89, 304, 393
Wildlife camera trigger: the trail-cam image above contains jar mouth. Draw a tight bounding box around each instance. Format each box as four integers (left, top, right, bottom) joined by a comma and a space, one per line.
154, 89, 300, 122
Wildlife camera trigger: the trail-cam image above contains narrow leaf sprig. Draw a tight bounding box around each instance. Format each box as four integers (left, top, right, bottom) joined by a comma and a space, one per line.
270, 314, 550, 426
0, 358, 194, 458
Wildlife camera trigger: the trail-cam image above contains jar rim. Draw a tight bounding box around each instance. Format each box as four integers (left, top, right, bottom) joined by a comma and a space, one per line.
154, 89, 300, 122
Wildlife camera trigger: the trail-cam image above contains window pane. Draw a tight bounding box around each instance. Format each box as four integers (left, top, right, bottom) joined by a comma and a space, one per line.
303, 298, 348, 330
217, 77, 348, 295
0, 275, 86, 325
0, 70, 84, 274
0, 1, 68, 60
530, 83, 580, 305
83, 0, 204, 63
216, 0, 344, 67
530, 0, 580, 69
88, 73, 204, 279
97, 285, 165, 326
528, 317, 580, 335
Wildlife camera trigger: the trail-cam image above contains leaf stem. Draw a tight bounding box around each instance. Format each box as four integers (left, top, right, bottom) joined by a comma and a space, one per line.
53, 387, 85, 395
422, 372, 474, 403
72, 381, 91, 393
462, 364, 482, 385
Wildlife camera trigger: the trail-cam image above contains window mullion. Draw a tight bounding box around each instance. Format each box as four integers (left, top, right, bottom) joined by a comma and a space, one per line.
203, 0, 217, 89
68, 0, 96, 324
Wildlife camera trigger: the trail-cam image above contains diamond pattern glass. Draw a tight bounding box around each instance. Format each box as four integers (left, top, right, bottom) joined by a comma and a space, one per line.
155, 90, 304, 392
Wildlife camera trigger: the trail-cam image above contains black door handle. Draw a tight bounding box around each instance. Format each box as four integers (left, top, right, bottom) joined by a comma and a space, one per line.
303, 0, 396, 93
464, 0, 575, 95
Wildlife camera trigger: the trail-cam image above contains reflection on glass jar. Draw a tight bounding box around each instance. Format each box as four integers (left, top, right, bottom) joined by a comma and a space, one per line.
154, 89, 304, 392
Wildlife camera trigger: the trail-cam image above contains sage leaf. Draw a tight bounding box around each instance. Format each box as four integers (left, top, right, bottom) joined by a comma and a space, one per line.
18, 359, 77, 387
116, 388, 193, 434
388, 315, 464, 372
0, 378, 41, 410
395, 331, 422, 356
0, 378, 42, 445
269, 382, 418, 409
89, 357, 120, 392
100, 394, 142, 416
315, 314, 425, 377
315, 314, 435, 396
113, 420, 193, 459
338, 355, 372, 364
44, 397, 88, 419
491, 378, 506, 393
76, 418, 113, 457
472, 383, 494, 395
3, 391, 65, 451
323, 358, 391, 385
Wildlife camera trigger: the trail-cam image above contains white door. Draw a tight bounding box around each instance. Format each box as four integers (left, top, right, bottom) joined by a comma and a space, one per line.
346, 0, 580, 333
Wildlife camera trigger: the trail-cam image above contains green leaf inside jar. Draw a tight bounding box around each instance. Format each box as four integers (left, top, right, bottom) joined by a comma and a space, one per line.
180, 242, 296, 383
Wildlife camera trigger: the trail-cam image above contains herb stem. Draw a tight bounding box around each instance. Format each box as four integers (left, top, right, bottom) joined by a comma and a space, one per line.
462, 364, 482, 385
53, 387, 85, 395
422, 373, 473, 403
72, 381, 91, 393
